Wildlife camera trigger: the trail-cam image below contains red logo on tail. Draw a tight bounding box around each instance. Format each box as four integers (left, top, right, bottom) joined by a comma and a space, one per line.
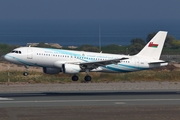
148, 42, 158, 48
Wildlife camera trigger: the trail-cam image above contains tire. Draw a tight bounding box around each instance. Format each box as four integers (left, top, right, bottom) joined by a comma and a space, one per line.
84, 75, 92, 81
72, 75, 79, 81
23, 72, 28, 76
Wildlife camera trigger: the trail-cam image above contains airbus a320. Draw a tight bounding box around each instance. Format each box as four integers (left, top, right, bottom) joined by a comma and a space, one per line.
4, 31, 168, 81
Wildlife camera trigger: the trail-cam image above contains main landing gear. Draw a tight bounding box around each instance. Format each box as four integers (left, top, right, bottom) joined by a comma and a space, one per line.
84, 75, 91, 81
84, 69, 91, 81
72, 75, 79, 81
71, 75, 92, 82
71, 69, 92, 82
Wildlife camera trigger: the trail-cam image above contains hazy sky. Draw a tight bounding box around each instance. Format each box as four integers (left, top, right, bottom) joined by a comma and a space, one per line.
0, 0, 179, 21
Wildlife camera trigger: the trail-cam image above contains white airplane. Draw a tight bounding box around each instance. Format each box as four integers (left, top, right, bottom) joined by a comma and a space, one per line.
4, 31, 168, 81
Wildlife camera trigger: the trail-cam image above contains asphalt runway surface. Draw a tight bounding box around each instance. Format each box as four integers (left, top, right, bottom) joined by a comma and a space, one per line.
0, 90, 180, 120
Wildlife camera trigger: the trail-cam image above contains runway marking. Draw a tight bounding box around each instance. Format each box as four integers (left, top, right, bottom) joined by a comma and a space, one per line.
114, 102, 125, 104
0, 93, 46, 97
0, 97, 13, 101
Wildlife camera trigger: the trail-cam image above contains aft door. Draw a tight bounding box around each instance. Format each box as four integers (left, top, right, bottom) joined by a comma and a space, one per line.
27, 47, 33, 59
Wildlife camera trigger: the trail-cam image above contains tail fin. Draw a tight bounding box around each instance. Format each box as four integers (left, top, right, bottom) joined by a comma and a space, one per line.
135, 31, 167, 60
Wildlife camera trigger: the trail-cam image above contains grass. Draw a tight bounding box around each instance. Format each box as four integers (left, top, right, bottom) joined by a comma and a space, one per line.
0, 66, 180, 84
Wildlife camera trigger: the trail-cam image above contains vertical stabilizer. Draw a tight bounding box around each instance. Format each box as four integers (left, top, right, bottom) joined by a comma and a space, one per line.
135, 31, 167, 60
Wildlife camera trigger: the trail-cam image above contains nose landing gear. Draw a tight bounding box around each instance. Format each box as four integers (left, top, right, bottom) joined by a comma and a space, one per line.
23, 65, 29, 76
23, 72, 28, 76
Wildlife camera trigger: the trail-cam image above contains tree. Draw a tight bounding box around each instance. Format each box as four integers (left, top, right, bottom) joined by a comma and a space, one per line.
0, 44, 16, 55
77, 44, 99, 52
171, 40, 180, 49
165, 35, 175, 48
129, 43, 144, 55
131, 38, 145, 46
36, 42, 50, 48
101, 44, 127, 54
129, 38, 145, 55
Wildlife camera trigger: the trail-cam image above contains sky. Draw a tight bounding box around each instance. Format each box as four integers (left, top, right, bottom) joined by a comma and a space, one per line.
0, 0, 180, 21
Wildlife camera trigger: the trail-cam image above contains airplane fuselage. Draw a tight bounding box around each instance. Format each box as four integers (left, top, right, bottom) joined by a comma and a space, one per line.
4, 47, 167, 73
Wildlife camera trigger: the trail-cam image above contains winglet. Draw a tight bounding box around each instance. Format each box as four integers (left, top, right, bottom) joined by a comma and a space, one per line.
135, 31, 168, 60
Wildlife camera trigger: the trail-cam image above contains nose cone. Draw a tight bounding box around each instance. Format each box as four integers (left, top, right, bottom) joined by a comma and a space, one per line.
4, 53, 22, 65
4, 54, 10, 61
4, 54, 16, 63
4, 54, 14, 63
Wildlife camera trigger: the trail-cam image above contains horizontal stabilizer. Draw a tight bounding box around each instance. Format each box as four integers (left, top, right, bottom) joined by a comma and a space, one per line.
149, 60, 168, 64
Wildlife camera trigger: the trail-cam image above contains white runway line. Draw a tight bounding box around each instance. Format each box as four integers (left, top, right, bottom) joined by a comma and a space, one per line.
0, 97, 13, 100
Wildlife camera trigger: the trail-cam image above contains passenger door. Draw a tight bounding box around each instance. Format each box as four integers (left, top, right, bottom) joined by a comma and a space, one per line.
27, 47, 33, 59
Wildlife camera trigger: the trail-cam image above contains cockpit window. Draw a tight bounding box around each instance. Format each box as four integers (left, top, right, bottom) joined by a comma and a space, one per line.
11, 50, 22, 54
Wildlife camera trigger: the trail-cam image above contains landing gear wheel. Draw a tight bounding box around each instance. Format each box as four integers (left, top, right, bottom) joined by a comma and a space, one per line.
72, 75, 79, 81
84, 75, 92, 81
23, 65, 29, 76
23, 72, 28, 76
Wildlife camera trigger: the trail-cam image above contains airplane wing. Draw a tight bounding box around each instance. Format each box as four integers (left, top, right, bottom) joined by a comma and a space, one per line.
79, 57, 128, 69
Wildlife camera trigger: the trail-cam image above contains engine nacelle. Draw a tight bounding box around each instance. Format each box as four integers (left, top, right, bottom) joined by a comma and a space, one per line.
43, 67, 61, 74
62, 64, 81, 74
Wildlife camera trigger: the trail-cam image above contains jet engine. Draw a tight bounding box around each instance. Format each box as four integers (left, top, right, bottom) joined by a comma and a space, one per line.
62, 64, 81, 74
43, 67, 61, 74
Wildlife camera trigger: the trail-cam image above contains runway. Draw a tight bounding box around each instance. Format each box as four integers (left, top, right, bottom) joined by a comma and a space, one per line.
1, 90, 180, 120
0, 90, 180, 107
